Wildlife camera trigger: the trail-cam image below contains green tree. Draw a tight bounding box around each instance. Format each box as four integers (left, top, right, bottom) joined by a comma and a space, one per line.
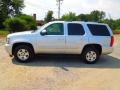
102, 19, 116, 30
62, 10, 105, 22
77, 14, 91, 21
90, 10, 105, 22
61, 12, 77, 21
44, 11, 54, 23
0, 0, 24, 16
0, 0, 8, 28
114, 19, 120, 29
0, 0, 24, 28
10, 0, 24, 16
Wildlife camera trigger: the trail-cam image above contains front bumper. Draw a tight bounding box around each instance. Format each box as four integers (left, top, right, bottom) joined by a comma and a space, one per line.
5, 44, 12, 56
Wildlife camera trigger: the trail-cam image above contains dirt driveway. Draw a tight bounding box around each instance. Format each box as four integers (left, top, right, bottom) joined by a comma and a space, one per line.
0, 35, 120, 90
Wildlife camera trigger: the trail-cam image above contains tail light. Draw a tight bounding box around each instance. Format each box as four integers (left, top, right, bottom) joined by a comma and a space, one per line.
110, 36, 114, 47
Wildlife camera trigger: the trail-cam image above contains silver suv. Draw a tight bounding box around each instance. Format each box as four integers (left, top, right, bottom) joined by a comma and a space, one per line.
5, 21, 114, 64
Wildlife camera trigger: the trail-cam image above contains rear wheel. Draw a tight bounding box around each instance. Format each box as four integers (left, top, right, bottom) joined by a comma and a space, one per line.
81, 47, 100, 64
13, 45, 34, 62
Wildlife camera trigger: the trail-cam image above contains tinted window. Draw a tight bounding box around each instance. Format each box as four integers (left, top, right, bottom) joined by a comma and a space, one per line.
68, 23, 85, 35
46, 23, 64, 35
87, 24, 110, 36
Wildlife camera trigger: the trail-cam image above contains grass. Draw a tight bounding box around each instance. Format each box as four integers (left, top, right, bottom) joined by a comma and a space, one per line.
0, 29, 9, 36
113, 29, 120, 34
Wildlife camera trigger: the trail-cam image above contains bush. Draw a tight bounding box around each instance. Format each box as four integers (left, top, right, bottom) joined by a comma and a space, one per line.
16, 14, 37, 30
4, 17, 27, 32
113, 30, 120, 34
4, 14, 37, 32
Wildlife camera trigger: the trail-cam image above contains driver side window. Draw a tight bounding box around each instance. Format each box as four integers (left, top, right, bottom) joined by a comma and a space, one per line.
45, 23, 64, 35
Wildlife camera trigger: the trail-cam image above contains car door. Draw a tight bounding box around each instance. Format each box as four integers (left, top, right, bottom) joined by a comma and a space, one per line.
65, 23, 87, 54
37, 23, 65, 53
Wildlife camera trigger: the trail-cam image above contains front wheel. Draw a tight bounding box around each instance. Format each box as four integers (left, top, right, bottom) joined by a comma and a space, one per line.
81, 47, 100, 64
13, 45, 34, 62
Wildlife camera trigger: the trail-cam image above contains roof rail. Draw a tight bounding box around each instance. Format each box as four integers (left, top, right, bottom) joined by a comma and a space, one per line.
72, 21, 84, 22
86, 21, 98, 23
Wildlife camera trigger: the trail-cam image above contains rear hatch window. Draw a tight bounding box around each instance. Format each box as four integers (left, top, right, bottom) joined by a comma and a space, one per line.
87, 24, 110, 36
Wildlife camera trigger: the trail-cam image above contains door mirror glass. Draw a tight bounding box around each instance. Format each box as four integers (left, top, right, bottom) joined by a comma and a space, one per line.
40, 29, 47, 36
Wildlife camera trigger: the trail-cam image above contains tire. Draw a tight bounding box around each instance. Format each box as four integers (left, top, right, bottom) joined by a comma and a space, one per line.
13, 45, 34, 63
81, 47, 100, 64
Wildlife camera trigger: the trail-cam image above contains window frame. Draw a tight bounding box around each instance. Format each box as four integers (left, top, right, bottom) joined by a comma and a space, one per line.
45, 23, 64, 35
67, 23, 85, 36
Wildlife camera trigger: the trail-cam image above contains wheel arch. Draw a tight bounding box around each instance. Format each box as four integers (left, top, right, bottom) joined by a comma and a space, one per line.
12, 42, 35, 55
82, 44, 102, 55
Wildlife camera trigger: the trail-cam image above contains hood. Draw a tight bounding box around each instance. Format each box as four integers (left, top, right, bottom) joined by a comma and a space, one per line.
7, 31, 32, 38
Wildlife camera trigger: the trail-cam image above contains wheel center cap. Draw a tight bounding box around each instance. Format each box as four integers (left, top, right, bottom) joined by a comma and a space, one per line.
21, 53, 25, 56
90, 55, 93, 58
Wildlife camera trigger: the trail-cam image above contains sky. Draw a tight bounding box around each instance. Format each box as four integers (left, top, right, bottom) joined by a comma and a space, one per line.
22, 0, 120, 20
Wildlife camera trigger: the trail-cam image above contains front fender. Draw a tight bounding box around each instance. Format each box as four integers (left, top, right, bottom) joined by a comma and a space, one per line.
11, 37, 37, 53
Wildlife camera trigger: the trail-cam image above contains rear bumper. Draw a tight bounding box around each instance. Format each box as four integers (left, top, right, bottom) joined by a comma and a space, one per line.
102, 47, 113, 54
5, 44, 12, 56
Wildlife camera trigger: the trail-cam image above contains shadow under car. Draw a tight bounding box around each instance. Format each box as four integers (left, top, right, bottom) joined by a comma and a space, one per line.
12, 54, 120, 69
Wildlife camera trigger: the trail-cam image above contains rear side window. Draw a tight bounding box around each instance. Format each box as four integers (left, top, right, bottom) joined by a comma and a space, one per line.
87, 24, 110, 36
68, 23, 85, 35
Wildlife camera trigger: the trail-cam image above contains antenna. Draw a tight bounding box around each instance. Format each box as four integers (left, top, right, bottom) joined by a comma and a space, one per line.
56, 0, 63, 19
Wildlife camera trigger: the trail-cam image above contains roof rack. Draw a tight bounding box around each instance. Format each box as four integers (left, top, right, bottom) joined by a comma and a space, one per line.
86, 21, 98, 23
72, 21, 85, 22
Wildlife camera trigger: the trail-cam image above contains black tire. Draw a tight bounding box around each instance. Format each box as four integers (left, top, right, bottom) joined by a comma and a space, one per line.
13, 45, 34, 63
81, 47, 100, 64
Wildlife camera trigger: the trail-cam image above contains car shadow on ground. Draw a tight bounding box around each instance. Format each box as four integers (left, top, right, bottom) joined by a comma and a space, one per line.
12, 54, 120, 69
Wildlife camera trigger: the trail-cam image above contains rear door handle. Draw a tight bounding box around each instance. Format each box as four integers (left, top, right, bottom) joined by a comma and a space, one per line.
58, 38, 64, 40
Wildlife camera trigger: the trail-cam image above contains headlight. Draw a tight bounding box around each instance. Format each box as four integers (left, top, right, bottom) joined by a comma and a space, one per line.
6, 38, 10, 44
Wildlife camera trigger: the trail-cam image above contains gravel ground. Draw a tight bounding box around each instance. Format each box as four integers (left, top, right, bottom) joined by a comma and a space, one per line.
0, 35, 120, 90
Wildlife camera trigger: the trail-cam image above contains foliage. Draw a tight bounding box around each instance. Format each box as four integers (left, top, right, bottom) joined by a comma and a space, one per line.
102, 19, 120, 30
0, 0, 8, 28
90, 10, 105, 22
114, 19, 120, 29
77, 10, 105, 22
60, 10, 105, 22
102, 19, 116, 30
11, 0, 24, 16
61, 12, 77, 21
16, 14, 37, 30
77, 14, 89, 21
4, 14, 37, 32
0, 0, 24, 16
0, 29, 9, 36
113, 30, 120, 34
4, 17, 27, 32
44, 11, 54, 23
0, 0, 24, 29
0, 12, 8, 29
60, 10, 120, 31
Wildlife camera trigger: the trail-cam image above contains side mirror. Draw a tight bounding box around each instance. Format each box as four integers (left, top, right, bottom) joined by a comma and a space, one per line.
40, 29, 47, 36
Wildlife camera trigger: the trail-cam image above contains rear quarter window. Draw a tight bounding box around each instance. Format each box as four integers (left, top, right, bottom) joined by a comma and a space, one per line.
87, 24, 110, 36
